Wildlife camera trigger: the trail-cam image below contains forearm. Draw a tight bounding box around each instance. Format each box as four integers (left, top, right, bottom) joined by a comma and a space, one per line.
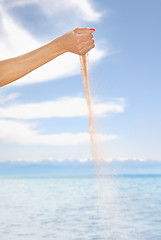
0, 38, 66, 87
0, 27, 95, 87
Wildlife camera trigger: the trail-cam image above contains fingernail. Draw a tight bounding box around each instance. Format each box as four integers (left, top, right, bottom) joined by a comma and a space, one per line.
90, 28, 96, 31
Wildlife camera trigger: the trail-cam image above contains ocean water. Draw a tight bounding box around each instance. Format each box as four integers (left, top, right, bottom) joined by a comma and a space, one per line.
0, 175, 161, 240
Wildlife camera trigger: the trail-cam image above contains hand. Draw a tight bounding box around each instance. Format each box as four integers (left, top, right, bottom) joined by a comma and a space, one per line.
58, 27, 95, 56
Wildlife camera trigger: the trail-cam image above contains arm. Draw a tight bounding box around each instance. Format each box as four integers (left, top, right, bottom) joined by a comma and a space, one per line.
0, 27, 95, 87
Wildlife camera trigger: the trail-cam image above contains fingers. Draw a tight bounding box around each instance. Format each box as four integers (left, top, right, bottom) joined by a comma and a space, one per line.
74, 27, 96, 34
79, 38, 95, 49
78, 33, 93, 43
80, 44, 95, 56
79, 40, 95, 55
75, 29, 95, 55
61, 27, 96, 55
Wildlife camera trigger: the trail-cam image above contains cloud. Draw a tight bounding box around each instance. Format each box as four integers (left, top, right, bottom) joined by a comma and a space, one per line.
0, 119, 118, 146
0, 96, 125, 119
2, 0, 102, 22
0, 93, 21, 104
0, 4, 41, 59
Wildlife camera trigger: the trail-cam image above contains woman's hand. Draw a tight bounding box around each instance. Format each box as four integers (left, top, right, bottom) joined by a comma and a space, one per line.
0, 27, 95, 87
56, 27, 95, 56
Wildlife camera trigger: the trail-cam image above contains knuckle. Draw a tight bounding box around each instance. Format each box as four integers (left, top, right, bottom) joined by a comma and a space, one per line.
74, 27, 80, 34
88, 34, 92, 40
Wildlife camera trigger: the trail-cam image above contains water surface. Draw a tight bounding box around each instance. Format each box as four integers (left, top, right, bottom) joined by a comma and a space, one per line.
0, 175, 161, 240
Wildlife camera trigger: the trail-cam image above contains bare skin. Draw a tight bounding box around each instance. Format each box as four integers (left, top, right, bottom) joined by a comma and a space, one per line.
0, 27, 95, 87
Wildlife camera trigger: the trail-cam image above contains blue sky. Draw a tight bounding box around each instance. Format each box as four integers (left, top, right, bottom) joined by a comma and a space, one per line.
0, 0, 161, 162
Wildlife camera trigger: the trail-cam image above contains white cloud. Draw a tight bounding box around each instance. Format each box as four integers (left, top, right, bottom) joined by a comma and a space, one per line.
0, 93, 21, 104
0, 4, 41, 59
67, 0, 102, 22
2, 0, 102, 22
0, 119, 118, 146
0, 96, 125, 119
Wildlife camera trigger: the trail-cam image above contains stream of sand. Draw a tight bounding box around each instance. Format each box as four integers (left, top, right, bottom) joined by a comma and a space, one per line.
80, 54, 102, 166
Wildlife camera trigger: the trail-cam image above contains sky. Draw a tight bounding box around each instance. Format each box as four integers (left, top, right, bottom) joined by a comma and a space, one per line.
0, 0, 161, 163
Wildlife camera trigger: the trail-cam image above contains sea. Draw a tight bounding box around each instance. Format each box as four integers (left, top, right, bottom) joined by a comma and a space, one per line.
0, 175, 161, 240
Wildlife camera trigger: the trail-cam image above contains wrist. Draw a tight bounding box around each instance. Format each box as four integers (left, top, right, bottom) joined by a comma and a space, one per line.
49, 37, 68, 58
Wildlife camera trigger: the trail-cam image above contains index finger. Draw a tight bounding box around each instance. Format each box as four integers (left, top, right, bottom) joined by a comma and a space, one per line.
74, 27, 96, 34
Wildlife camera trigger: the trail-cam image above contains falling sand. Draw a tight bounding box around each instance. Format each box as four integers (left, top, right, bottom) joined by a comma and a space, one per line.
80, 54, 102, 167
80, 54, 119, 238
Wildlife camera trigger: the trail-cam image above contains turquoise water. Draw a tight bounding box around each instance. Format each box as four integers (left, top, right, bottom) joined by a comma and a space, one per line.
0, 175, 161, 240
